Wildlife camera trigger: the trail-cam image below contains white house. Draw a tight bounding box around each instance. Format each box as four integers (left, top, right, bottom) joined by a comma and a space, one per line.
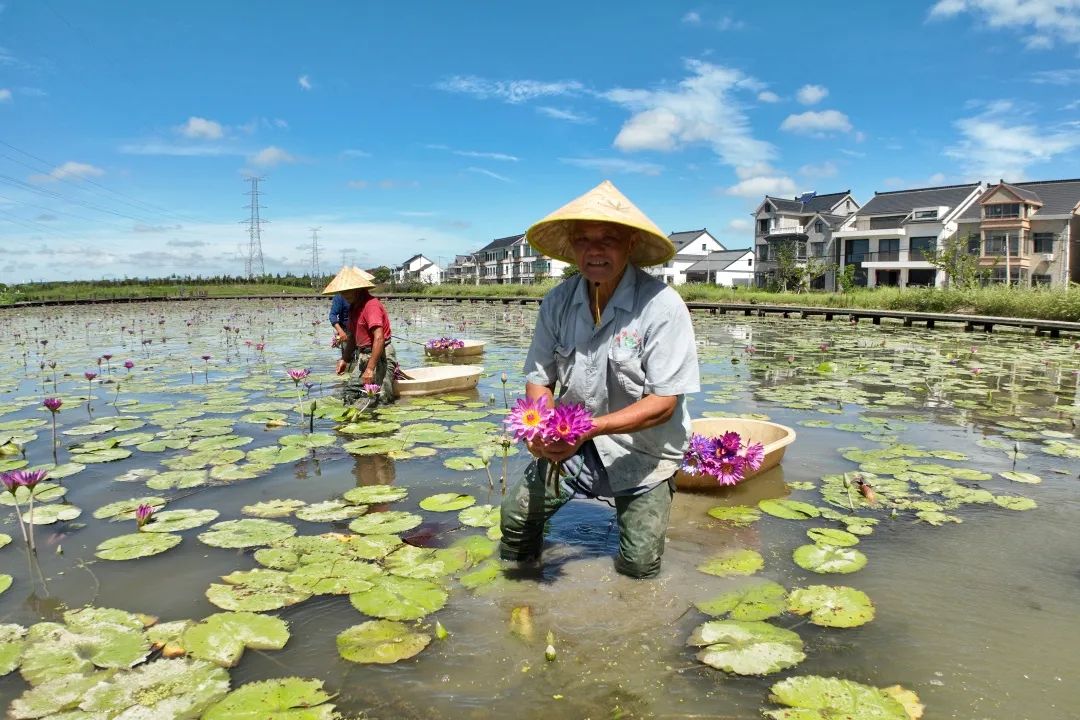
684, 249, 755, 287
650, 229, 726, 285
395, 254, 442, 284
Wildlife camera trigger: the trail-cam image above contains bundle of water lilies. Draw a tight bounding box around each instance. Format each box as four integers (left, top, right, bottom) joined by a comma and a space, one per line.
681, 431, 765, 486
425, 337, 465, 351
504, 396, 595, 490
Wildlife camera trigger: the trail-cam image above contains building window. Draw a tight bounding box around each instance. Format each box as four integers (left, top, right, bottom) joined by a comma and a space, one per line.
908, 269, 936, 286
984, 203, 1020, 220
912, 209, 938, 220
1032, 274, 1052, 286
814, 221, 824, 233
878, 239, 899, 261
701, 243, 707, 250
758, 245, 769, 262
747, 258, 752, 266
909, 237, 935, 261
985, 233, 1020, 256
758, 218, 770, 234
1033, 233, 1055, 253
811, 242, 824, 258
967, 234, 981, 255
869, 215, 907, 230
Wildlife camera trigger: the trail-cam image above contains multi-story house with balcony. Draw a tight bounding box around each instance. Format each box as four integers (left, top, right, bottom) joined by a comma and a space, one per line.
752, 191, 860, 290
394, 254, 442, 284
443, 253, 479, 284
650, 229, 726, 285
953, 179, 1080, 287
458, 233, 568, 285
833, 183, 984, 288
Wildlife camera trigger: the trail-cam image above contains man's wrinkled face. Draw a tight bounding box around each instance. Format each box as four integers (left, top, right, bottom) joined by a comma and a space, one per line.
570, 221, 634, 287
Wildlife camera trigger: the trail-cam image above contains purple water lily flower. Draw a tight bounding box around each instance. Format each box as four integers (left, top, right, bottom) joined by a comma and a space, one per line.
287, 368, 311, 383
543, 403, 594, 445
43, 397, 62, 412
135, 503, 154, 529
8, 469, 47, 490
504, 396, 553, 442
361, 383, 381, 398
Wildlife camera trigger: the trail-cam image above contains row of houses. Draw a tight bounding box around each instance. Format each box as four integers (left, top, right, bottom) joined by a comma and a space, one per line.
391, 177, 1080, 291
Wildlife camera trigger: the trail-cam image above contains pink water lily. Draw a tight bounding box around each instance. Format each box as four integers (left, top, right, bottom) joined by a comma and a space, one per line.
504, 396, 553, 442
361, 383, 381, 398
287, 368, 311, 383
43, 397, 62, 412
135, 503, 154, 529
682, 431, 765, 487
544, 403, 594, 445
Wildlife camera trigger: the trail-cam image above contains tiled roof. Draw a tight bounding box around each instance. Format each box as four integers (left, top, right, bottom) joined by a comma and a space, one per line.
400, 253, 424, 267
668, 229, 710, 251
685, 249, 754, 274
765, 191, 852, 215
478, 233, 525, 251
857, 184, 980, 217
959, 179, 1080, 220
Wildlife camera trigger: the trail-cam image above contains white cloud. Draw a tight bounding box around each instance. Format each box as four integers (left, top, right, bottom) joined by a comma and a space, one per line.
682, 11, 701, 24
537, 106, 593, 123
0, 88, 10, 102
347, 180, 369, 190
929, 0, 1080, 48
854, 130, 866, 143
945, 103, 1080, 179
796, 84, 828, 105
451, 149, 519, 162
1031, 68, 1080, 85
120, 142, 238, 157
780, 110, 853, 136
604, 59, 775, 171
728, 218, 752, 232
177, 116, 224, 140
30, 161, 105, 183
725, 175, 797, 198
757, 90, 780, 103
436, 75, 584, 104
298, 74, 312, 90
799, 161, 838, 178
249, 146, 296, 167
715, 16, 744, 31
559, 157, 663, 176
466, 167, 512, 183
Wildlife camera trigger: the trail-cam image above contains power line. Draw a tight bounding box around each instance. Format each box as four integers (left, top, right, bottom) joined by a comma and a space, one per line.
241, 176, 267, 278
308, 227, 322, 279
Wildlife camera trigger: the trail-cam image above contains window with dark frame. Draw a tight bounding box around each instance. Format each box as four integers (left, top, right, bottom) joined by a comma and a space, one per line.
1033, 233, 1055, 253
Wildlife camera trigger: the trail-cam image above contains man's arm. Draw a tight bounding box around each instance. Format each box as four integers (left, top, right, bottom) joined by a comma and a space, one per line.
361, 326, 385, 385
336, 332, 356, 375
535, 392, 677, 464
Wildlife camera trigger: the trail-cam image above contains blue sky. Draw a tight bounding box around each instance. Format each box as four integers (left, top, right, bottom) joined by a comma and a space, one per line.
1, 0, 1078, 284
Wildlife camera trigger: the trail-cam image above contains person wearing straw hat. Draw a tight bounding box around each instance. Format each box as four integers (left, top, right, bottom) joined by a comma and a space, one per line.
322, 267, 399, 407
500, 180, 700, 579
327, 266, 375, 348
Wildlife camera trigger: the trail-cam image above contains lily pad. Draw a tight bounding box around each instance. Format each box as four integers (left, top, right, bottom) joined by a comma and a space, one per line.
688, 619, 805, 676
419, 492, 476, 512
206, 568, 312, 612
349, 574, 448, 620
459, 559, 502, 590
0, 623, 26, 676
443, 456, 487, 471
21, 503, 82, 525
337, 620, 431, 664
764, 675, 910, 720
787, 585, 875, 628
68, 447, 132, 464
348, 510, 422, 535
146, 469, 210, 490
96, 532, 182, 560
698, 548, 765, 577
759, 498, 821, 520
806, 527, 860, 547
242, 499, 307, 518
93, 496, 168, 520
343, 485, 408, 505
0, 574, 10, 595
199, 519, 297, 549
286, 558, 382, 595
295, 500, 368, 523
79, 657, 231, 718
19, 612, 151, 685
459, 504, 499, 527
141, 508, 220, 533
1000, 471, 1041, 484
183, 611, 290, 667
203, 677, 339, 720
707, 505, 762, 525
993, 495, 1037, 511
245, 445, 310, 465
695, 580, 788, 621
793, 544, 868, 574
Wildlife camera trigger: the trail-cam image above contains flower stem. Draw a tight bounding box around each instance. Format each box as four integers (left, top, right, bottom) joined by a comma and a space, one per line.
10, 497, 30, 548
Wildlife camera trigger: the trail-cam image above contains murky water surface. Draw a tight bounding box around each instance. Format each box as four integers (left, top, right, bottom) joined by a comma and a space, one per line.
0, 299, 1077, 719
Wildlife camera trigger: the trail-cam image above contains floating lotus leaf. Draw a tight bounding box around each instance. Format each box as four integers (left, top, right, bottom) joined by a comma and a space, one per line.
245, 444, 310, 465
993, 495, 1037, 511
199, 519, 297, 548
114, 432, 156, 447
286, 558, 382, 594
295, 500, 368, 523
29, 462, 85, 479
137, 437, 192, 452
203, 677, 339, 720
242, 499, 307, 518
459, 504, 499, 527
341, 437, 410, 455
793, 544, 867, 574
343, 485, 408, 504
1000, 471, 1041, 484
459, 559, 502, 590
348, 510, 422, 535
1042, 440, 1080, 458
240, 411, 288, 424
255, 533, 403, 570
22, 503, 82, 525
698, 548, 765, 577
759, 499, 820, 520
206, 568, 312, 611
349, 574, 448, 620
9, 671, 114, 717
764, 675, 910, 720
147, 619, 192, 650
401, 428, 455, 443
96, 531, 182, 560
19, 615, 150, 685
0, 482, 66, 506
916, 510, 962, 525
146, 469, 210, 490
376, 409, 433, 422
62, 422, 116, 436
77, 657, 230, 718
434, 436, 488, 450
385, 545, 456, 579
339, 420, 402, 435
69, 447, 133, 464
279, 432, 337, 448
141, 508, 220, 533
187, 434, 254, 451
695, 580, 788, 621
884, 684, 926, 719
0, 458, 27, 472
211, 463, 271, 482
443, 456, 487, 471
0, 574, 10, 595
687, 620, 805, 676
450, 534, 498, 565
707, 505, 762, 525
0, 532, 9, 548
0, 623, 26, 676
806, 527, 860, 547
182, 611, 290, 667
162, 448, 246, 470
337, 620, 431, 665
787, 585, 875, 628
419, 492, 476, 512
402, 445, 438, 458
93, 496, 168, 520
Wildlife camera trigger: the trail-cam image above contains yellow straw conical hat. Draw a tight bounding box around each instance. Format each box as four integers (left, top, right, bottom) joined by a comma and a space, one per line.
525, 180, 674, 267
321, 266, 375, 295
351, 266, 375, 281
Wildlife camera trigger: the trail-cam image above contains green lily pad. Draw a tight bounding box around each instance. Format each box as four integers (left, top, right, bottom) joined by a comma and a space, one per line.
993, 495, 1037, 511
0, 574, 10, 595
342, 485, 408, 504
286, 558, 382, 595
146, 469, 210, 490
245, 445, 310, 465
695, 580, 788, 621
182, 611, 290, 667
707, 505, 762, 525
295, 501, 368, 523
443, 456, 487, 471
459, 504, 499, 527
0, 532, 10, 549
205, 569, 312, 612
279, 432, 337, 449
793, 544, 868, 574
0, 482, 66, 506
0, 623, 26, 676
698, 548, 765, 577
242, 499, 307, 518
419, 492, 476, 512
348, 511, 422, 535
385, 544, 457, 579
9, 672, 110, 717
140, 508, 220, 533
187, 434, 254, 452
22, 503, 82, 525
459, 559, 502, 590
806, 527, 860, 547
19, 611, 151, 685
349, 575, 448, 620
199, 519, 297, 548
688, 620, 805, 676
759, 499, 821, 520
337, 620, 431, 664
96, 532, 182, 560
255, 533, 403, 570
79, 657, 230, 718
93, 496, 168, 520
203, 677, 339, 720
68, 447, 132, 464
1000, 471, 1041, 484
787, 585, 875, 628
764, 675, 910, 720
211, 463, 271, 482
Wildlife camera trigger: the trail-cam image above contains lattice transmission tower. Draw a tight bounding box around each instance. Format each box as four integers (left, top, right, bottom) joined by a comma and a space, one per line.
242, 176, 267, 277
308, 227, 322, 280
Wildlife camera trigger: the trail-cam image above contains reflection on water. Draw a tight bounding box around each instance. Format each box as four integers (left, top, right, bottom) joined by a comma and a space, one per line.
0, 300, 1078, 719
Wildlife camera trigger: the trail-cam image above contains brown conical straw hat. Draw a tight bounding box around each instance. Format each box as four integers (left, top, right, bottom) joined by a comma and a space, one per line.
525, 180, 675, 267
322, 265, 375, 295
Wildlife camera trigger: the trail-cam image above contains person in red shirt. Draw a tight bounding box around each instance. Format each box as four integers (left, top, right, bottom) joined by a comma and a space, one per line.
322, 268, 399, 406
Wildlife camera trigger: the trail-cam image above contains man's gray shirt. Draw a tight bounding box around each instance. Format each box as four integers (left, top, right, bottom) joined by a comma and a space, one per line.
524, 266, 701, 494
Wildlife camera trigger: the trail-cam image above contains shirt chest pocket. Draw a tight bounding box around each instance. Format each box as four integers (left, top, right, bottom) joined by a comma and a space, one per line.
609, 345, 645, 398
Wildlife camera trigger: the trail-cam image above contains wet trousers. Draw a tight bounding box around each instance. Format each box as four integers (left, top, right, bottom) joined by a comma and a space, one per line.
342, 343, 398, 407
499, 445, 675, 579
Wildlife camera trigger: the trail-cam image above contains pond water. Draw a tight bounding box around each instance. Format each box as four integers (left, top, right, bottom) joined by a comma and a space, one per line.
0, 298, 1077, 719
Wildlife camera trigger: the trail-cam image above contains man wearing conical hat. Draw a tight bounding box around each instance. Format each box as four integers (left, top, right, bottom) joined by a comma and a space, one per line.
322, 267, 398, 407
500, 180, 700, 578
327, 266, 376, 348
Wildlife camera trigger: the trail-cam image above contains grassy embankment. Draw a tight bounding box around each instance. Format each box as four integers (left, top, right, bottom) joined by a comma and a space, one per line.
4, 279, 1079, 322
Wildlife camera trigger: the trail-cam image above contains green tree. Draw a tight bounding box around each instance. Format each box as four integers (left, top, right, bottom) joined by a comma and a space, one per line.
923, 233, 995, 289
769, 240, 833, 293
561, 264, 580, 279
370, 266, 393, 284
